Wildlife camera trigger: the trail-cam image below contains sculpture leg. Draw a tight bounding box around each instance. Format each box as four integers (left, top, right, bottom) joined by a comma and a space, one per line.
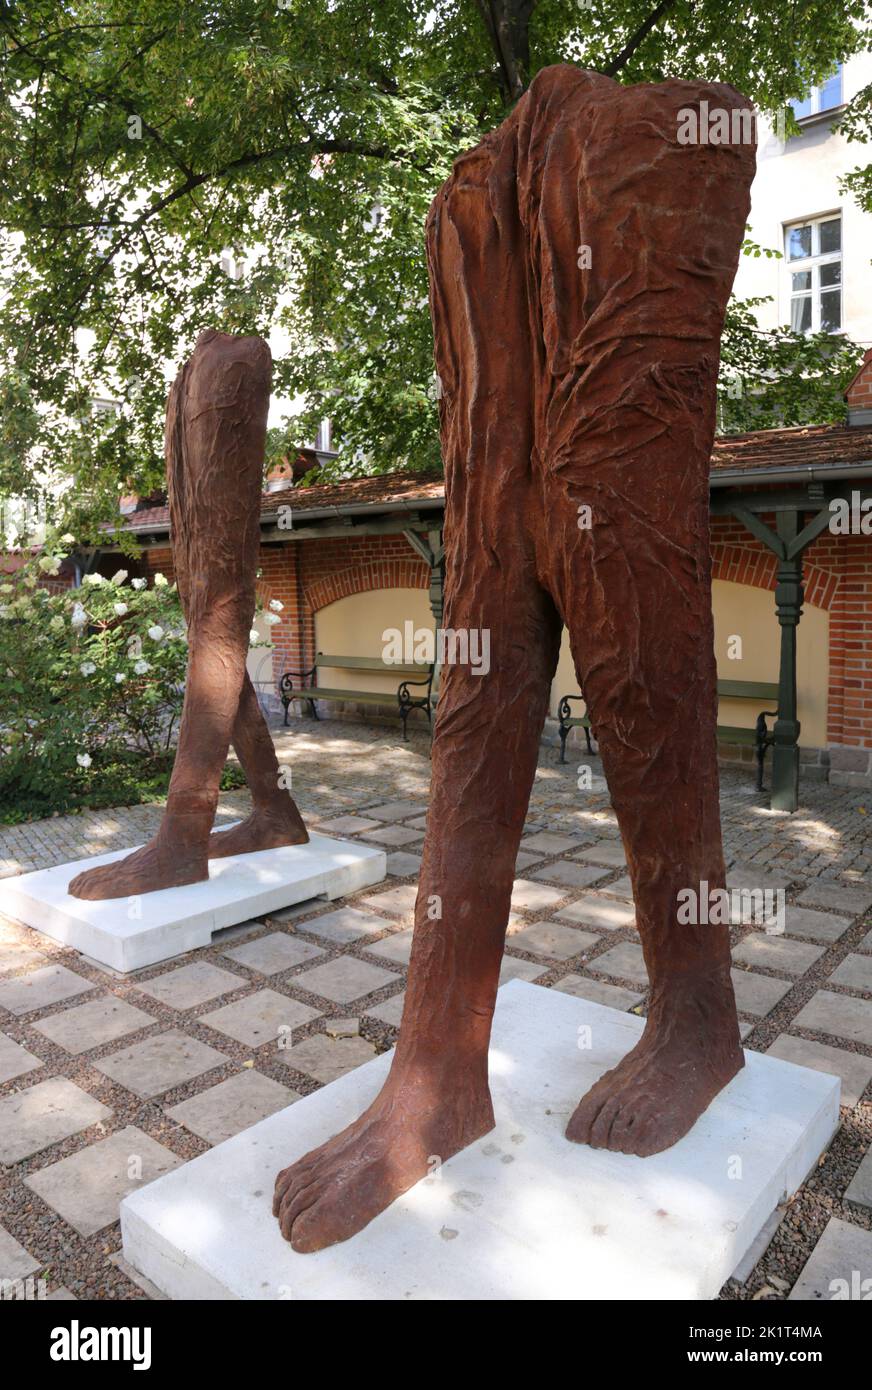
544, 428, 743, 1155
208, 672, 309, 858
69, 330, 276, 900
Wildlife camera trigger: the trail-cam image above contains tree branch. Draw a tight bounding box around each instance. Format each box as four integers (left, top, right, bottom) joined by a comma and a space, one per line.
603, 0, 678, 78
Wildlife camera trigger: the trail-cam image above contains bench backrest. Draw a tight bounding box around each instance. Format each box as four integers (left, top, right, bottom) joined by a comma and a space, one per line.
716, 679, 779, 702
315, 653, 433, 676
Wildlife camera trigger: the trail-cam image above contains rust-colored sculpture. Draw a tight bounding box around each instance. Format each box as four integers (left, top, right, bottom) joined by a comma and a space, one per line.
274, 66, 756, 1252
69, 330, 308, 901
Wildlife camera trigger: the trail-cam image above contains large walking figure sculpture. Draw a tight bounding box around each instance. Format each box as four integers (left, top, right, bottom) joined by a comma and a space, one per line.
274, 66, 757, 1253
69, 329, 308, 901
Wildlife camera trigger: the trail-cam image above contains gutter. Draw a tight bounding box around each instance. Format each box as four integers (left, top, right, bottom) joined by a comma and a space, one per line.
121, 459, 872, 540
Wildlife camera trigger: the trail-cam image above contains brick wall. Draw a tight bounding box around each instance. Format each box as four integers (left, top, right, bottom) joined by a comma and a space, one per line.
136, 519, 871, 753
711, 515, 872, 749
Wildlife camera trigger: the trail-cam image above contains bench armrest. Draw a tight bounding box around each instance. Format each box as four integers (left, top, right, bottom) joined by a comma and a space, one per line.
558, 693, 585, 723
279, 667, 317, 696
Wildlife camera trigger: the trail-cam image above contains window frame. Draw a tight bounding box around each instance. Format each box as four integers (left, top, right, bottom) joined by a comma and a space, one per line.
783, 213, 843, 336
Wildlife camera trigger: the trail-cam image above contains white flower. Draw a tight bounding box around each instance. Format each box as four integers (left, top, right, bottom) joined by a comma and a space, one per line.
147, 625, 164, 642
264, 612, 280, 625
111, 569, 128, 585
83, 572, 104, 586
60, 533, 75, 545
249, 629, 259, 644
131, 577, 147, 590
76, 752, 92, 768
115, 672, 126, 684
133, 660, 150, 675
80, 661, 96, 676
0, 605, 11, 620
71, 602, 88, 629
49, 615, 65, 633
113, 601, 128, 616
268, 599, 284, 612
38, 555, 61, 575
153, 573, 168, 587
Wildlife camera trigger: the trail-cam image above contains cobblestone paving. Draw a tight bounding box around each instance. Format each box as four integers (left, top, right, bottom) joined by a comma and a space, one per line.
0, 718, 870, 1301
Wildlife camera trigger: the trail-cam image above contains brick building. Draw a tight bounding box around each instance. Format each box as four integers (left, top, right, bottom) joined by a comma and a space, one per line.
110, 353, 872, 808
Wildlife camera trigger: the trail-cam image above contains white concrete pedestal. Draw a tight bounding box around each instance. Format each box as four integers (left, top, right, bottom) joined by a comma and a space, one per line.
120, 980, 839, 1300
0, 832, 386, 972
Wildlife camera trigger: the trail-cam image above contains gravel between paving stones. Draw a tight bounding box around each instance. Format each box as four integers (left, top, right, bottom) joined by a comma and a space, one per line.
0, 718, 870, 1300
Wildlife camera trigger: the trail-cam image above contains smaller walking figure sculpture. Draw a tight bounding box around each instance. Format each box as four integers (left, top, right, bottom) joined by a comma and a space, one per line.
69, 330, 308, 901
273, 66, 757, 1253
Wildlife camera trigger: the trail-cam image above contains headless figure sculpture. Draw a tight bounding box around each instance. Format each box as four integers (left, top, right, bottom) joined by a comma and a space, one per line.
69, 330, 308, 902
274, 66, 757, 1252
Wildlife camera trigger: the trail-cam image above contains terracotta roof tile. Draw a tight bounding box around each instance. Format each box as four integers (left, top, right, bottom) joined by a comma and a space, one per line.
120, 424, 872, 534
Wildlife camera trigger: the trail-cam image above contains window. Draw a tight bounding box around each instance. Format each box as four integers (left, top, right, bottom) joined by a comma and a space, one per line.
790, 65, 843, 120
785, 215, 841, 333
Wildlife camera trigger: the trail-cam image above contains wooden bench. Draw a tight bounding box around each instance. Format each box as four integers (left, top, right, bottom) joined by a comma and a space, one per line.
279, 655, 436, 741
558, 680, 780, 790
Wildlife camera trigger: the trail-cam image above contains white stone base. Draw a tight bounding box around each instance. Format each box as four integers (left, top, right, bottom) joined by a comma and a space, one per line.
0, 832, 386, 973
120, 980, 839, 1300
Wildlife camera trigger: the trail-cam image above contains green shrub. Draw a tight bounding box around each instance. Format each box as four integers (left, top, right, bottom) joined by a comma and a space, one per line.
0, 546, 263, 822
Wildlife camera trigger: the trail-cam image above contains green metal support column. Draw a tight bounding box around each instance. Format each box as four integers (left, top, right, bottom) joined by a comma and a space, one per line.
771, 512, 803, 813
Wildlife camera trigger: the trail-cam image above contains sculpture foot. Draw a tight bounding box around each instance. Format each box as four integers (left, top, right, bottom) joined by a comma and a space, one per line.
68, 840, 208, 901
273, 1075, 495, 1252
208, 807, 309, 859
565, 996, 744, 1156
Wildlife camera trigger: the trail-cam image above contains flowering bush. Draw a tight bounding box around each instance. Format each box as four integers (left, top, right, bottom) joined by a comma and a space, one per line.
0, 546, 249, 821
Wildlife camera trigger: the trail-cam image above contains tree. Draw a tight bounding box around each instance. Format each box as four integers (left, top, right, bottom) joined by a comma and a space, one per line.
0, 0, 868, 540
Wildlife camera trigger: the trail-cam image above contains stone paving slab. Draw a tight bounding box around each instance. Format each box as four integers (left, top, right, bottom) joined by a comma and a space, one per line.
0, 1224, 40, 1280
165, 1071, 298, 1145
499, 956, 548, 984
732, 933, 826, 977
844, 1149, 872, 1210
797, 882, 872, 916
829, 953, 872, 993
134, 962, 244, 1010
0, 943, 47, 974
201, 991, 320, 1049
93, 1030, 230, 1099
365, 800, 428, 821
363, 928, 414, 966
727, 864, 795, 893
365, 991, 405, 1026
552, 974, 643, 1011
0, 964, 94, 1017
767, 1034, 867, 1106
519, 832, 584, 855
222, 932, 324, 975
0, 1030, 43, 1083
570, 841, 627, 869
294, 906, 393, 945
731, 968, 793, 1017
318, 816, 382, 835
385, 852, 423, 877
784, 906, 854, 944
359, 825, 423, 848
282, 1033, 376, 1084
529, 861, 609, 890
600, 874, 634, 901
789, 1217, 872, 1300
25, 1125, 181, 1237
506, 921, 598, 961
792, 990, 872, 1046
556, 895, 636, 931
510, 879, 568, 913
589, 941, 649, 987
293, 956, 399, 1005
0, 1078, 111, 1164
32, 996, 155, 1056
360, 884, 418, 920
766, 1034, 872, 1108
